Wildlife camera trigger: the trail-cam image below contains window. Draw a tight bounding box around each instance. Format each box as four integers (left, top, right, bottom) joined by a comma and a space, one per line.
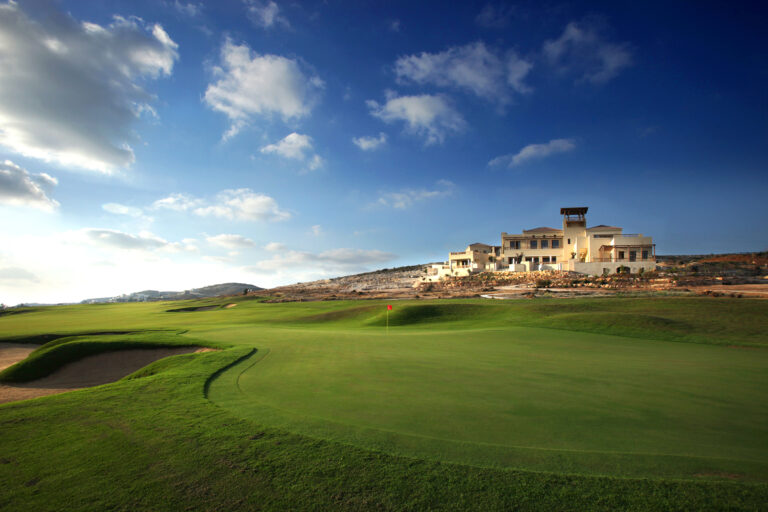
541, 240, 549, 249
533, 256, 540, 263
551, 256, 557, 263
618, 251, 625, 260
542, 256, 550, 263
530, 240, 537, 249
552, 239, 560, 249
509, 240, 520, 249
629, 251, 637, 262
642, 250, 649, 260
567, 238, 571, 244
525, 256, 533, 262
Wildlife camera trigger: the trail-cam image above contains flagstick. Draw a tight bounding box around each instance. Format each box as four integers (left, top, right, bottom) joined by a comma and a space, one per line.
386, 308, 389, 335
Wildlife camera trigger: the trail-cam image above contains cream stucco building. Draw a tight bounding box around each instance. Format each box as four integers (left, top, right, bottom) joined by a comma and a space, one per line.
429, 207, 656, 279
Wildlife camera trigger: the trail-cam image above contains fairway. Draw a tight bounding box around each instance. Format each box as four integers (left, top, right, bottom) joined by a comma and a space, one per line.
1, 297, 767, 510
205, 305, 768, 479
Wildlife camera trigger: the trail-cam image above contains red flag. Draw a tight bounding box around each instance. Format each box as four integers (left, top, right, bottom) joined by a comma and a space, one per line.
387, 305, 392, 310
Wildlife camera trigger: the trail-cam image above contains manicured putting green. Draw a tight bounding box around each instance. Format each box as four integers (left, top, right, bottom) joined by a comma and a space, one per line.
205, 302, 768, 480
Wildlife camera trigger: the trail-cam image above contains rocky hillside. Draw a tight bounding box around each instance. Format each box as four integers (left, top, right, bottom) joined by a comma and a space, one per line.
82, 282, 261, 304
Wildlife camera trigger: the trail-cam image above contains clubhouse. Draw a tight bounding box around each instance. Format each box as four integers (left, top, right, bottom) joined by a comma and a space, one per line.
430, 207, 656, 279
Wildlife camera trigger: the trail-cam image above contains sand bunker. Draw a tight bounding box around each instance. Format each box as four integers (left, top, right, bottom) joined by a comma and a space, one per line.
0, 344, 209, 405
0, 343, 38, 372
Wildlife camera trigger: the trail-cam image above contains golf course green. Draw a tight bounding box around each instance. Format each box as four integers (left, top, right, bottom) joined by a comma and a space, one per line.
1, 296, 767, 510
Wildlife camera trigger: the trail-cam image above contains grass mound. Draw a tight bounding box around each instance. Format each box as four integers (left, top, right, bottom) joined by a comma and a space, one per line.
290, 305, 381, 324
366, 303, 498, 326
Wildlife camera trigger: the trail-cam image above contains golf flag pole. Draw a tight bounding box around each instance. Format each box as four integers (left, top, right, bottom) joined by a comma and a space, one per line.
386, 304, 392, 335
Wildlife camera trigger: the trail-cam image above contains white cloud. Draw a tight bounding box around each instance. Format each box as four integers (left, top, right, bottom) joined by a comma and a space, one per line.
204, 39, 322, 139
394, 42, 533, 101
265, 242, 286, 252
0, 2, 178, 172
352, 132, 387, 151
543, 20, 632, 84
151, 193, 203, 212
173, 1, 202, 16
193, 189, 291, 222
310, 225, 322, 236
261, 132, 312, 159
0, 160, 59, 211
245, 247, 396, 277
206, 233, 256, 249
375, 180, 455, 209
367, 93, 465, 145
245, 1, 289, 28
489, 138, 576, 168
152, 189, 290, 222
102, 203, 144, 218
389, 19, 401, 32
260, 132, 324, 172
475, 3, 516, 28
81, 229, 174, 251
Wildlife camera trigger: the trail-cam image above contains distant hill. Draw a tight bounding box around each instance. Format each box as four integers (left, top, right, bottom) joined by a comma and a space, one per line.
81, 282, 262, 304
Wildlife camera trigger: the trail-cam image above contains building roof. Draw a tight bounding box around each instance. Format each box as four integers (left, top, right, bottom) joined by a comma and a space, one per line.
560, 207, 588, 215
587, 224, 622, 231
523, 227, 562, 234
468, 242, 492, 247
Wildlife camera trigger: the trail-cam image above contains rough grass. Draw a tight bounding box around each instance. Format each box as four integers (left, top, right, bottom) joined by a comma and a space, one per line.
0, 297, 767, 510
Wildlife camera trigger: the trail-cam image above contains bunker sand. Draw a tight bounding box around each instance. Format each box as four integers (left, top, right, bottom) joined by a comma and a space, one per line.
0, 344, 207, 404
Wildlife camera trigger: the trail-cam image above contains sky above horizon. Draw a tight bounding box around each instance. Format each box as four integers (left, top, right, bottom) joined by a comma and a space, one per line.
0, 0, 766, 305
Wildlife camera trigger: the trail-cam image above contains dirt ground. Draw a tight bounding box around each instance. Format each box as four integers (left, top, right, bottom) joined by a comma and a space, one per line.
687, 283, 768, 298
0, 345, 207, 405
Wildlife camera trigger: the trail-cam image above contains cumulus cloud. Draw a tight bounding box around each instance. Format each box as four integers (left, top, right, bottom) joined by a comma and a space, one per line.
204, 39, 323, 139
310, 225, 322, 236
261, 132, 312, 159
352, 132, 387, 151
151, 193, 203, 212
260, 132, 324, 172
245, 247, 395, 276
245, 0, 288, 28
394, 42, 533, 101
82, 229, 173, 251
0, 2, 178, 172
543, 19, 632, 84
375, 180, 455, 209
207, 233, 256, 249
367, 93, 465, 145
159, 189, 290, 222
152, 189, 290, 222
489, 138, 576, 168
0, 160, 59, 211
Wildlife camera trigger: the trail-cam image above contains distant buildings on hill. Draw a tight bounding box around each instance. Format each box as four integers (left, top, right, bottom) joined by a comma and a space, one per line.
428, 207, 656, 280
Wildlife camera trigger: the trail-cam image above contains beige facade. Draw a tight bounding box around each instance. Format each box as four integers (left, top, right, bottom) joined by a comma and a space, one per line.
433, 207, 656, 279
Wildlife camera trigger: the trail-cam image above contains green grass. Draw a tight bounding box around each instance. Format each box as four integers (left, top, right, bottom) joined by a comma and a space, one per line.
1, 296, 767, 510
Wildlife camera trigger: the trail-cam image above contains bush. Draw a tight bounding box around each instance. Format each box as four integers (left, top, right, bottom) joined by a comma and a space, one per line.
535, 279, 551, 289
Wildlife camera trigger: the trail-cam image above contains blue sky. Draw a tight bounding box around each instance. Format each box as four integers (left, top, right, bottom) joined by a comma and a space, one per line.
0, 0, 766, 304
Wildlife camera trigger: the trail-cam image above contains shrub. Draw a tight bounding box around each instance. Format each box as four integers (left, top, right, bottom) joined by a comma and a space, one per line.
535, 279, 551, 289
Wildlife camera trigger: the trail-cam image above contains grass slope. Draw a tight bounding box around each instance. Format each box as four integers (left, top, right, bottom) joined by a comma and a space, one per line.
1, 296, 767, 510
